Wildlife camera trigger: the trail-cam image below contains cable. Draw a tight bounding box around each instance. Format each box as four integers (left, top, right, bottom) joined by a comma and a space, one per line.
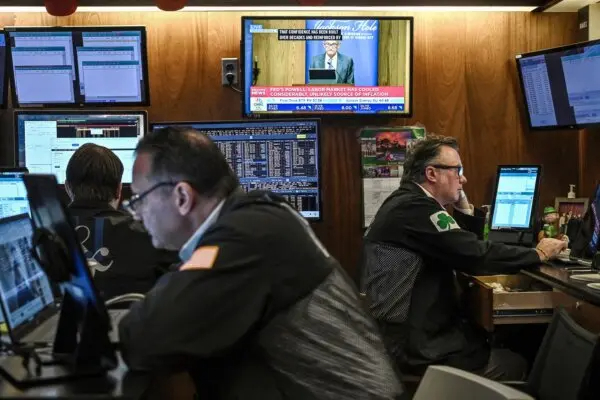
225, 73, 243, 94
105, 293, 145, 307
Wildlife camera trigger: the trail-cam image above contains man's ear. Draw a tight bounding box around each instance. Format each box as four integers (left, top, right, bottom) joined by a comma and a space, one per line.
174, 182, 195, 216
424, 166, 437, 183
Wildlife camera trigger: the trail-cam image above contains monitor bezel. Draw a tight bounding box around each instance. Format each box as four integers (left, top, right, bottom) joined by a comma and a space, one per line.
240, 16, 414, 118
488, 164, 542, 232
149, 118, 324, 222
515, 38, 600, 131
13, 110, 148, 185
0, 31, 9, 110
4, 25, 151, 108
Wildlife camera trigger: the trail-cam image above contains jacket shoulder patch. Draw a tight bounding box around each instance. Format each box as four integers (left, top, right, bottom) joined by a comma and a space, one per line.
430, 211, 460, 232
180, 246, 219, 270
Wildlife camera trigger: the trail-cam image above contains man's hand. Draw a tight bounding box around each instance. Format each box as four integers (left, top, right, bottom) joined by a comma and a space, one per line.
535, 238, 568, 262
453, 190, 473, 214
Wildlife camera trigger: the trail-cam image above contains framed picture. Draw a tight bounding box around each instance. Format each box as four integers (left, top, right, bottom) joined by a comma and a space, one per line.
554, 197, 589, 218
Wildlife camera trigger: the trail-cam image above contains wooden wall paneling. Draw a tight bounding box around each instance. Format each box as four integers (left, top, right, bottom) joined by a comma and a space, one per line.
0, 11, 581, 278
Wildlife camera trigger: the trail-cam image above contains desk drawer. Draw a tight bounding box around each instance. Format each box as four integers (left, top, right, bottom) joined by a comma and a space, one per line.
458, 274, 554, 332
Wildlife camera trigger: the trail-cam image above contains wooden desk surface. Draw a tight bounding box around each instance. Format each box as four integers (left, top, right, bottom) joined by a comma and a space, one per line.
522, 264, 600, 308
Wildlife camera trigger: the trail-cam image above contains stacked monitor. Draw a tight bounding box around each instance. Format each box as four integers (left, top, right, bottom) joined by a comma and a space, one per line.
15, 111, 147, 184
151, 119, 322, 220
241, 16, 413, 116
5, 26, 149, 107
516, 38, 600, 130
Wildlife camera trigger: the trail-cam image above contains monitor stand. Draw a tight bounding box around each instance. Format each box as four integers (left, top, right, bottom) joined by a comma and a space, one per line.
0, 289, 117, 387
488, 230, 535, 247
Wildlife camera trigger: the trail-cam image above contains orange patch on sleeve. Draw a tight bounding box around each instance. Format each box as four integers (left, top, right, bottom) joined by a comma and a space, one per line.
180, 246, 219, 270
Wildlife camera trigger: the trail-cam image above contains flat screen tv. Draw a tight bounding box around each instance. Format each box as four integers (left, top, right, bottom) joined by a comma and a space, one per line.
241, 16, 413, 117
516, 39, 600, 130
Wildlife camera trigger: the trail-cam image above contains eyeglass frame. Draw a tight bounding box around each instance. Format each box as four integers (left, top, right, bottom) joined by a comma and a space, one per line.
122, 181, 178, 217
323, 42, 339, 48
428, 164, 464, 177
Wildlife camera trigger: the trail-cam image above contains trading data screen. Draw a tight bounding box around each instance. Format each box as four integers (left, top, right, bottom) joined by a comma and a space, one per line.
16, 112, 146, 184
6, 27, 148, 106
152, 120, 321, 219
490, 166, 540, 230
517, 40, 600, 128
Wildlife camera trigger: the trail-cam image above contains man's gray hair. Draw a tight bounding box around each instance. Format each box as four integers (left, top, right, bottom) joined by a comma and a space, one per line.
402, 135, 459, 184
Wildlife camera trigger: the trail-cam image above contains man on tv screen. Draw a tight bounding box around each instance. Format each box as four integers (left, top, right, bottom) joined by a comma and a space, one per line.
310, 40, 355, 84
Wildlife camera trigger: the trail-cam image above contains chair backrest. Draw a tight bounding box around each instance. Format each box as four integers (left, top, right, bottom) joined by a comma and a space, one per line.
528, 307, 599, 400
413, 365, 534, 400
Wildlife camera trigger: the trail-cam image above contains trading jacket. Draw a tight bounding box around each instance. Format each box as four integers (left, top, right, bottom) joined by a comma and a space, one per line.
68, 200, 178, 300
361, 181, 541, 375
119, 191, 405, 400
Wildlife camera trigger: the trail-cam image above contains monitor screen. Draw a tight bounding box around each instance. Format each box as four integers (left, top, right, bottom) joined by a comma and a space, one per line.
6, 26, 149, 107
16, 111, 147, 184
0, 170, 29, 219
151, 119, 322, 220
241, 17, 413, 116
0, 214, 55, 330
516, 39, 600, 129
490, 166, 541, 231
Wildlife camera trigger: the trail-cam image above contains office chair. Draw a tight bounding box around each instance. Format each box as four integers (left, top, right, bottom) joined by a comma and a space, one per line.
413, 365, 534, 400
506, 307, 600, 400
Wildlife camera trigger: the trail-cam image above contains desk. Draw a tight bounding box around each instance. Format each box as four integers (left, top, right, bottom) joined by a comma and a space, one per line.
522, 265, 600, 333
522, 265, 600, 308
0, 354, 151, 400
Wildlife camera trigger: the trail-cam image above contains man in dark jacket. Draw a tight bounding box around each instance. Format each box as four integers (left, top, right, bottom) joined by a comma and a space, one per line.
65, 143, 178, 300
361, 135, 566, 381
118, 126, 404, 399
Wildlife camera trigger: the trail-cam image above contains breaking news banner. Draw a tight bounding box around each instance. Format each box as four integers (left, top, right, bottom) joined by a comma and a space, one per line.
304, 19, 379, 86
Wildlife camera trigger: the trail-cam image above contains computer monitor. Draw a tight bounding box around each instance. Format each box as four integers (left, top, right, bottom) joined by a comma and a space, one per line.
20, 174, 116, 372
0, 33, 8, 109
489, 165, 542, 232
5, 26, 150, 107
0, 168, 29, 219
516, 38, 600, 130
150, 119, 322, 220
15, 111, 147, 184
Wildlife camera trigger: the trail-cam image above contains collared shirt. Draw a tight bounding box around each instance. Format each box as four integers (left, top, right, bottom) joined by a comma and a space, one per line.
415, 182, 474, 216
178, 200, 226, 262
326, 53, 338, 70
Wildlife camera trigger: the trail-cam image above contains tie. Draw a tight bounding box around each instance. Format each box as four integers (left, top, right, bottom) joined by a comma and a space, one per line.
327, 59, 333, 69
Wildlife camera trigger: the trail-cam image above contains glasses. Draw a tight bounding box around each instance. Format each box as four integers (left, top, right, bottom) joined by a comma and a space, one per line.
122, 181, 177, 217
324, 42, 339, 48
429, 164, 464, 177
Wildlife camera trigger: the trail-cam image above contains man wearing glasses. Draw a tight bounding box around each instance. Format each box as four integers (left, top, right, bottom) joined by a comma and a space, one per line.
310, 40, 355, 84
360, 135, 566, 382
118, 127, 405, 399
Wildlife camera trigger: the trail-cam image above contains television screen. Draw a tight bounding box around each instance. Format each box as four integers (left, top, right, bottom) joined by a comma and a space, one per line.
151, 119, 322, 220
15, 111, 147, 184
516, 39, 600, 129
241, 17, 413, 116
6, 26, 149, 107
